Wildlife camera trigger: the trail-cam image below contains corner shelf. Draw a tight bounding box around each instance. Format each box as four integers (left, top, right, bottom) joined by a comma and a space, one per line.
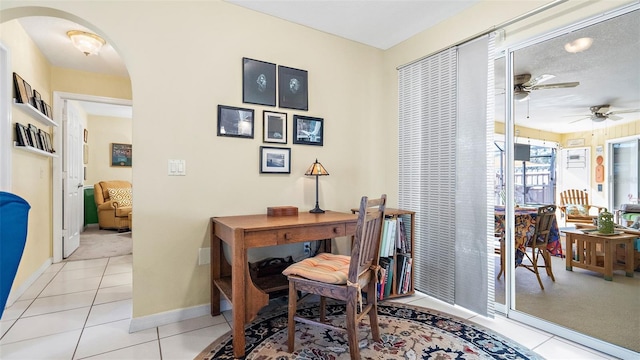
13, 142, 58, 158
12, 99, 57, 127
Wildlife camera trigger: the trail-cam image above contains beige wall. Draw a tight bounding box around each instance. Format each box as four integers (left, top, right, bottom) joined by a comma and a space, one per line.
1, 0, 636, 321
1, 19, 54, 287
86, 114, 132, 186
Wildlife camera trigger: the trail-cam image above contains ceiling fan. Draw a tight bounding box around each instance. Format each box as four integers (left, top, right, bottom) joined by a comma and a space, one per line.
513, 74, 580, 101
569, 105, 640, 123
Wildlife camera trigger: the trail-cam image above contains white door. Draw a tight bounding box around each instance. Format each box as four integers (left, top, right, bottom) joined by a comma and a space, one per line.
63, 100, 84, 258
558, 147, 592, 205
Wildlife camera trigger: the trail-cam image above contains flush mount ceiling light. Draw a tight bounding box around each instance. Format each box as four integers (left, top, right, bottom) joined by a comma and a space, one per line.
564, 37, 593, 53
66, 30, 106, 56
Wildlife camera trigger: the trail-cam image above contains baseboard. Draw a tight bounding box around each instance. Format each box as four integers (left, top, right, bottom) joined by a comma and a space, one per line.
129, 299, 231, 333
6, 257, 53, 307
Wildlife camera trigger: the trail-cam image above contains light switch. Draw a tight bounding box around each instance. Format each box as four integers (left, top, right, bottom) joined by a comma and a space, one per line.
168, 160, 186, 176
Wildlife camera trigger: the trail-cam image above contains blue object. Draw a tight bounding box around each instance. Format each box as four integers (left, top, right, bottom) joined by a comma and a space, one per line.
0, 192, 31, 319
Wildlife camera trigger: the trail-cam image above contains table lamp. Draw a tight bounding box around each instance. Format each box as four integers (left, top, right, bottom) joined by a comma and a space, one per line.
305, 159, 329, 213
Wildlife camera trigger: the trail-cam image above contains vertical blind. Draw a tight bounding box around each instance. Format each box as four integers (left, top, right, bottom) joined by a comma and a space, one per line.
398, 34, 495, 315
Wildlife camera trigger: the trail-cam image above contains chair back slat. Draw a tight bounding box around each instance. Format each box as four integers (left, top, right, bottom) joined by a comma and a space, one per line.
531, 204, 556, 246
349, 195, 386, 282
560, 189, 590, 207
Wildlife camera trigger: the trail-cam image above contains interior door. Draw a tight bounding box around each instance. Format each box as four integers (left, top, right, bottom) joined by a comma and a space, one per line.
610, 138, 640, 209
63, 100, 83, 258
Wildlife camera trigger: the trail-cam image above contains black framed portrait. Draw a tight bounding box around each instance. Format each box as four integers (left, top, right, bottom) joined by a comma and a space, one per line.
278, 65, 308, 111
13, 73, 29, 104
293, 115, 323, 146
217, 105, 255, 138
263, 111, 287, 144
260, 146, 291, 174
243, 58, 276, 107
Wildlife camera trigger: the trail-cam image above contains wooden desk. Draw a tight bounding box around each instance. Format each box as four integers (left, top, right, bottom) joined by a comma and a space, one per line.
565, 230, 637, 281
210, 211, 357, 358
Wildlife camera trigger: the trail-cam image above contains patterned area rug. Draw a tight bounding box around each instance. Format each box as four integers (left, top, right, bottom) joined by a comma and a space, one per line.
196, 303, 541, 359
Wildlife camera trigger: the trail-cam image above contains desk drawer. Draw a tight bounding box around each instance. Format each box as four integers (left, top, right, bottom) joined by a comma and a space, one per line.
244, 224, 347, 247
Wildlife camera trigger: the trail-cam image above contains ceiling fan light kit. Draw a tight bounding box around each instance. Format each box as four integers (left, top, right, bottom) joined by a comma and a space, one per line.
564, 37, 594, 53
67, 30, 106, 56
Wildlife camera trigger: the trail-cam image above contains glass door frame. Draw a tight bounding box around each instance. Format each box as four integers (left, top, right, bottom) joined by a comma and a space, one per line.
498, 4, 639, 359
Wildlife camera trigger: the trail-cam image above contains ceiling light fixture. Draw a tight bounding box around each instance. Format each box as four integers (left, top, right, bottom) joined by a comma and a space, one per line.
564, 37, 593, 53
66, 30, 106, 56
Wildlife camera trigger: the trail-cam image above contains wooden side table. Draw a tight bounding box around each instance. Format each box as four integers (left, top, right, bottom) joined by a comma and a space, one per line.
565, 230, 637, 281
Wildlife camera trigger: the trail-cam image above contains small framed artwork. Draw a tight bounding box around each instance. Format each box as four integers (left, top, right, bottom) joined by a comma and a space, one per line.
217, 105, 254, 138
15, 123, 29, 146
84, 129, 88, 143
263, 111, 287, 144
83, 144, 89, 163
22, 79, 35, 107
243, 58, 276, 107
37, 129, 49, 152
293, 115, 323, 146
260, 146, 291, 174
44, 103, 52, 119
27, 124, 41, 149
46, 132, 55, 153
33, 90, 43, 113
111, 143, 132, 167
278, 65, 308, 110
13, 73, 29, 104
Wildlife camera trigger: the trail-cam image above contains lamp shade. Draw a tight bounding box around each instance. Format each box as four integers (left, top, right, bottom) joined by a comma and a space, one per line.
67, 30, 106, 56
305, 159, 329, 176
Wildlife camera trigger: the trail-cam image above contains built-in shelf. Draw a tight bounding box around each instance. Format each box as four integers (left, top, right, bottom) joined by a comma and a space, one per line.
14, 142, 58, 158
13, 99, 57, 127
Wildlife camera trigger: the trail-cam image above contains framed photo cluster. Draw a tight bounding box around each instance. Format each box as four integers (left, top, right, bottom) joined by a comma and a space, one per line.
13, 72, 52, 118
217, 58, 321, 174
15, 123, 55, 153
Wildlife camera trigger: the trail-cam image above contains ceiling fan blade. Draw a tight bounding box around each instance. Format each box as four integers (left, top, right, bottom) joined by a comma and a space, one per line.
524, 74, 555, 87
609, 108, 640, 115
529, 81, 580, 90
608, 115, 623, 121
569, 116, 589, 124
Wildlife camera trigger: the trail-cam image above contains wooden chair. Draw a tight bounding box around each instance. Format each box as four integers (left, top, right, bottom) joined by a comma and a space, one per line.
558, 189, 605, 224
282, 195, 386, 359
519, 204, 557, 290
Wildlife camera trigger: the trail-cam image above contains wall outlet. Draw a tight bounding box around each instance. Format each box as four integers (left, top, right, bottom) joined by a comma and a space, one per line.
303, 242, 311, 256
198, 247, 210, 265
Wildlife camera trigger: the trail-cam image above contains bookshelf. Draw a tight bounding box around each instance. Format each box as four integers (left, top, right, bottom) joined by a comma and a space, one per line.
351, 207, 415, 300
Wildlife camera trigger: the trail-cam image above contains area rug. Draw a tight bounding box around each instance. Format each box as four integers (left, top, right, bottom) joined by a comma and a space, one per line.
196, 303, 541, 359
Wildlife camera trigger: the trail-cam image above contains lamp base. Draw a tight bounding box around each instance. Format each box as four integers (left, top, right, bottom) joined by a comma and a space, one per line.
309, 207, 325, 214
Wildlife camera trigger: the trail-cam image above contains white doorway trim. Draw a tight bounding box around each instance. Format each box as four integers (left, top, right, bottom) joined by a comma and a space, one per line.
0, 41, 12, 191
52, 92, 132, 263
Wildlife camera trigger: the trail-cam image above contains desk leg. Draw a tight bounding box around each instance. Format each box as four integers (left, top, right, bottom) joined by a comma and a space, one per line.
232, 229, 247, 359
624, 240, 635, 277
211, 227, 221, 316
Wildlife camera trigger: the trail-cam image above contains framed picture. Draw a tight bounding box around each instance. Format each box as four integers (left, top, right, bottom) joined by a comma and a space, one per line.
13, 73, 29, 104
37, 129, 49, 152
293, 115, 323, 146
27, 124, 41, 149
84, 129, 88, 143
217, 105, 254, 138
111, 143, 132, 167
83, 144, 89, 163
243, 58, 276, 107
44, 103, 52, 119
22, 79, 35, 107
263, 111, 287, 144
15, 123, 29, 146
33, 90, 43, 113
46, 132, 55, 153
278, 66, 308, 110
260, 146, 291, 174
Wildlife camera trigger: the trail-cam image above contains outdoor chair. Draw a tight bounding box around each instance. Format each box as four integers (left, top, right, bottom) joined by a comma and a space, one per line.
519, 204, 557, 290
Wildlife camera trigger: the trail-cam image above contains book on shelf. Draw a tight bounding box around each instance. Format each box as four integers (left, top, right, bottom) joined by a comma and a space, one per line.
396, 254, 412, 294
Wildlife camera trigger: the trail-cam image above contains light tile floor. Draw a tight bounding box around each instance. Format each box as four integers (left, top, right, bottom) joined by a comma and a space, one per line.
0, 255, 618, 359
